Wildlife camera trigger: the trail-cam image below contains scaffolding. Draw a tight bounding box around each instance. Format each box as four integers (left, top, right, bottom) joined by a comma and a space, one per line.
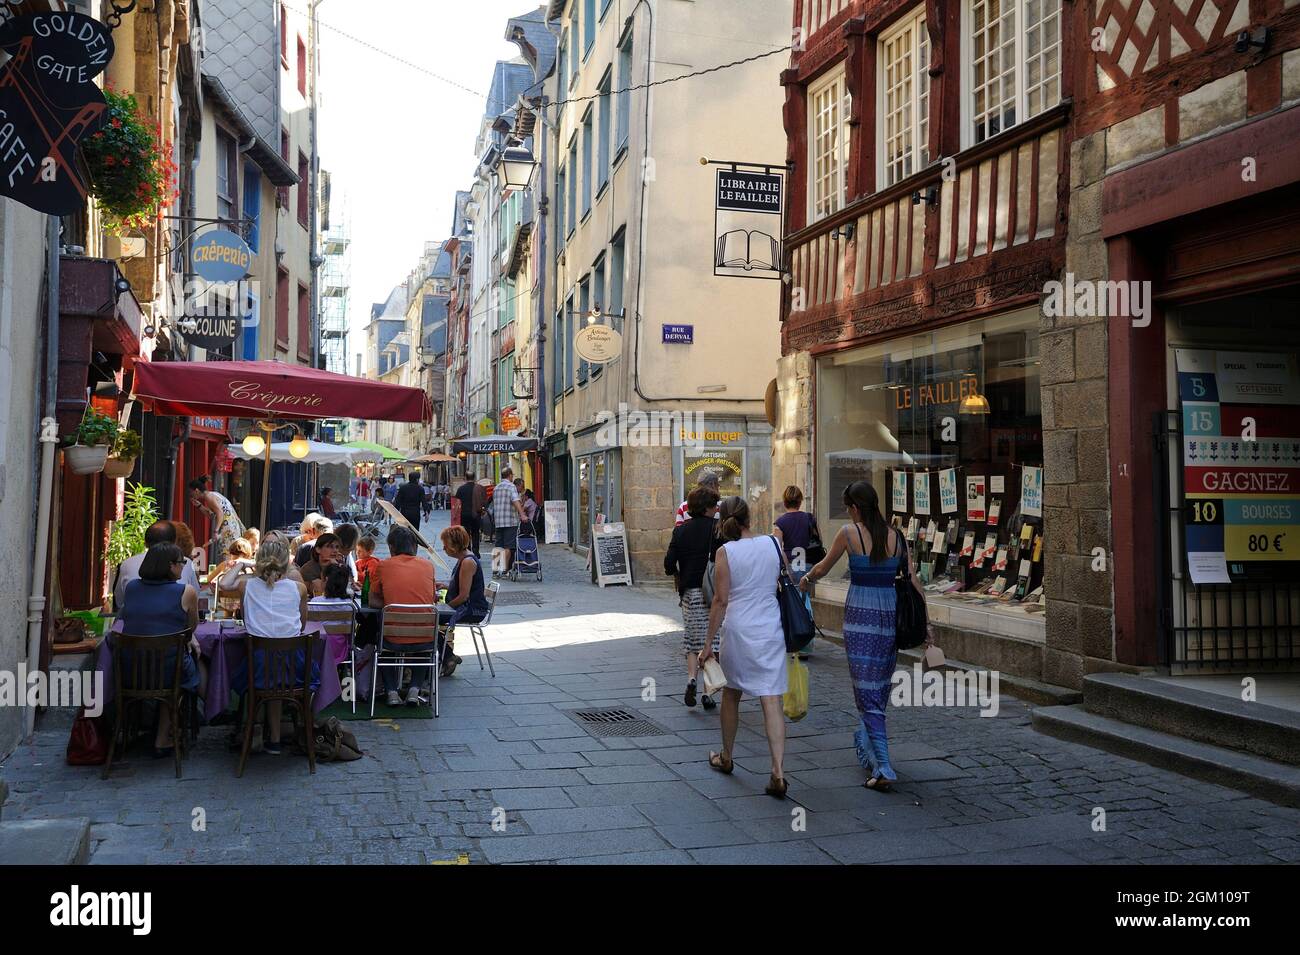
319, 208, 352, 442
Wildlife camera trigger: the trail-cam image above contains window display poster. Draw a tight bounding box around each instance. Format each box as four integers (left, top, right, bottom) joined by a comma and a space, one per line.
1175, 349, 1300, 584
960, 531, 976, 558
939, 468, 958, 514
966, 476, 987, 523
913, 472, 931, 514
1021, 465, 1044, 517
682, 448, 745, 500
991, 475, 1006, 494
892, 471, 908, 512
544, 500, 569, 544
994, 546, 1008, 572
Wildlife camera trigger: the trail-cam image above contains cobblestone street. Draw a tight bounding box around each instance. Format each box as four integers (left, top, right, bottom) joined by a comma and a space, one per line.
3, 520, 1298, 865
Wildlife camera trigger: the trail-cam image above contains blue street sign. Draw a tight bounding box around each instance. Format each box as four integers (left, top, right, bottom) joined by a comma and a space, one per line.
662, 324, 694, 344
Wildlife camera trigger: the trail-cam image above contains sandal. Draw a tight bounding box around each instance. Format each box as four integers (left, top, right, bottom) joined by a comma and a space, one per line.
765, 774, 788, 799
864, 776, 893, 793
708, 751, 734, 774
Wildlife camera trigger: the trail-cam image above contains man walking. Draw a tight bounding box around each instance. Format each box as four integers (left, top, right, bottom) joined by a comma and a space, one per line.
455, 473, 485, 557
491, 466, 527, 577
394, 471, 425, 530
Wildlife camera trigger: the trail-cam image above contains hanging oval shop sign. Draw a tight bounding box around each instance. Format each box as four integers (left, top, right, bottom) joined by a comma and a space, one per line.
574, 324, 622, 364
190, 229, 254, 283
182, 305, 242, 351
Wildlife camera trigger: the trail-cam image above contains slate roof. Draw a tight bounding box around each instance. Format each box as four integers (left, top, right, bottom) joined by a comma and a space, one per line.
200, 0, 280, 146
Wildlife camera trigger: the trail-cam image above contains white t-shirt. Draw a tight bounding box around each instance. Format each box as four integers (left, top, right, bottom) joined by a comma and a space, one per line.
113, 550, 200, 609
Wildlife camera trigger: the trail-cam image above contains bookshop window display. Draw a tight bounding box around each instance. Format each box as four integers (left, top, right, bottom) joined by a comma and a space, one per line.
815, 308, 1046, 605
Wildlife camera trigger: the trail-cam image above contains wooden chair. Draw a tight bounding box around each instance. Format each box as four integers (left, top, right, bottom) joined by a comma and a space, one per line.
103, 631, 194, 780
306, 602, 358, 712
462, 580, 499, 678
236, 633, 323, 777
371, 604, 443, 717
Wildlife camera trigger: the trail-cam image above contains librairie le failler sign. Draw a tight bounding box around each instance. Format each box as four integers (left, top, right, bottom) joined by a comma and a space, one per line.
0, 12, 113, 215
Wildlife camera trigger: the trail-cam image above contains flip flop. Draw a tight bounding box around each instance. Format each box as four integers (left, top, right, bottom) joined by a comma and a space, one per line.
708, 751, 734, 774
864, 776, 893, 793
765, 774, 788, 799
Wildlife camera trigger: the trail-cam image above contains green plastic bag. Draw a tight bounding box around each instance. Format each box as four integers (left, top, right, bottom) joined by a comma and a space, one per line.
783, 653, 808, 722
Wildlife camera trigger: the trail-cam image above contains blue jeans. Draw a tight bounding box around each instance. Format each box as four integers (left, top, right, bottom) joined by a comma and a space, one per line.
380, 641, 439, 693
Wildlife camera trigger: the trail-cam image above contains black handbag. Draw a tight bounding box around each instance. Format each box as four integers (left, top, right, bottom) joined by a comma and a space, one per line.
770, 536, 816, 653
805, 517, 827, 565
894, 535, 928, 650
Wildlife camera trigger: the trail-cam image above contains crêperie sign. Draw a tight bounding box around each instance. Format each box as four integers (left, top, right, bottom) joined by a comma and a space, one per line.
0, 12, 113, 215
191, 229, 253, 283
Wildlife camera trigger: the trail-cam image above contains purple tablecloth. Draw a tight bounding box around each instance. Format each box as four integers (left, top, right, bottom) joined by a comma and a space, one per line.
102, 621, 345, 721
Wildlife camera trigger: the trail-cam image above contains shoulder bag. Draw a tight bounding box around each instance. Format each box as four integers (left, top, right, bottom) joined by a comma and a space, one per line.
893, 534, 929, 650
770, 536, 816, 653
805, 515, 827, 565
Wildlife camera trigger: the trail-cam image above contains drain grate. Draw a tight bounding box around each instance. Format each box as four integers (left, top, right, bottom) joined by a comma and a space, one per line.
495, 590, 545, 606
565, 707, 669, 738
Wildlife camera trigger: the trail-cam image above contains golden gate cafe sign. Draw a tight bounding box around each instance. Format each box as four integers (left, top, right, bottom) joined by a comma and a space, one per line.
0, 12, 113, 215
713, 167, 783, 280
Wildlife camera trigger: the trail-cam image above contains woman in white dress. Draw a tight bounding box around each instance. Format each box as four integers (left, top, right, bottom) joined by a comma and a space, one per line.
188, 476, 245, 559
701, 496, 790, 798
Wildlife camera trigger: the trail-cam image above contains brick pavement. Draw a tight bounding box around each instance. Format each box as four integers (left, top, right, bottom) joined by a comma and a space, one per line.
2, 534, 1298, 864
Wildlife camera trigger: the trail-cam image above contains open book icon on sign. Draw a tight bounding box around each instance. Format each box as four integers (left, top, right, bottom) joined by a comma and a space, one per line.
715, 229, 779, 271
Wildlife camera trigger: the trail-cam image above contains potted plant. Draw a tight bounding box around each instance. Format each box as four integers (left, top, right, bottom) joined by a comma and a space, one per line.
104, 427, 141, 479
63, 407, 119, 475
80, 87, 179, 236
107, 483, 159, 568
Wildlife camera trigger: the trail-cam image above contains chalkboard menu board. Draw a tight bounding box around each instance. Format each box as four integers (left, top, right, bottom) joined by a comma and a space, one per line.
592, 522, 632, 587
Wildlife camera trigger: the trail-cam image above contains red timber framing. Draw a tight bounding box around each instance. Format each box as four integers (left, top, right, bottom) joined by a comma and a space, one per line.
781, 0, 1074, 354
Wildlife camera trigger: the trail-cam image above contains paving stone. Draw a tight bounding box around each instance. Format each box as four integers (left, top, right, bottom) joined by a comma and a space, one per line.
688, 841, 838, 864
813, 829, 965, 864
479, 828, 670, 863
517, 805, 651, 834
654, 822, 753, 849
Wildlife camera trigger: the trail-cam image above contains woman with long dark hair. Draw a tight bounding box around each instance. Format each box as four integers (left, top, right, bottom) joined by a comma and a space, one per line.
799, 481, 928, 791
187, 476, 245, 559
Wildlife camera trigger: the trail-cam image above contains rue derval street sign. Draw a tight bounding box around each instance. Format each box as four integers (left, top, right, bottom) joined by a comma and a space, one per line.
0, 12, 113, 215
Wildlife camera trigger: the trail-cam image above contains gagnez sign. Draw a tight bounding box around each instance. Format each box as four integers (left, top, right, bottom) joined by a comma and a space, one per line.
0, 12, 113, 215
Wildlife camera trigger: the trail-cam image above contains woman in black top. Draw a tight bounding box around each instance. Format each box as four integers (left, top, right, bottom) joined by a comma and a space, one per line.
664, 485, 722, 709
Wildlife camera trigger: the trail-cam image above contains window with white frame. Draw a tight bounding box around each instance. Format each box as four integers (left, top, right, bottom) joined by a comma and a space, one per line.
966, 0, 1060, 145
807, 65, 849, 223
879, 8, 929, 187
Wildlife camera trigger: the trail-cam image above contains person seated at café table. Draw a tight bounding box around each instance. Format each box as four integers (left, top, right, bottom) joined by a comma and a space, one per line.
172, 521, 204, 570
210, 538, 256, 616
308, 564, 356, 611
440, 526, 489, 660
218, 538, 312, 756
243, 527, 261, 550
300, 532, 345, 596
119, 542, 206, 756
114, 520, 201, 610
293, 513, 333, 568
335, 523, 360, 583
368, 525, 451, 706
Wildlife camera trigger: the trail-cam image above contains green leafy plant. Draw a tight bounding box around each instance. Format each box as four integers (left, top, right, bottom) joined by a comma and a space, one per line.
81, 87, 178, 236
112, 427, 142, 460
107, 483, 159, 567
64, 407, 119, 448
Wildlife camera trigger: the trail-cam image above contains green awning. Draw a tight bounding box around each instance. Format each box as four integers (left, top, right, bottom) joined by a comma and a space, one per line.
343, 440, 406, 461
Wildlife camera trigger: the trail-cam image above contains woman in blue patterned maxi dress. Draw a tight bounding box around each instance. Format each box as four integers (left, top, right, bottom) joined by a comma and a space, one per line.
799, 481, 929, 790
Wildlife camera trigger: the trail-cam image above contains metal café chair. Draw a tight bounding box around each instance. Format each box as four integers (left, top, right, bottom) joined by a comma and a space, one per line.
462, 580, 499, 678
103, 630, 194, 780
370, 604, 443, 717
306, 601, 358, 712
236, 632, 323, 777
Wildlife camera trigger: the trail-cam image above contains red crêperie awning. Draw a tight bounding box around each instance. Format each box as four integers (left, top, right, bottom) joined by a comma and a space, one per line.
131, 360, 431, 423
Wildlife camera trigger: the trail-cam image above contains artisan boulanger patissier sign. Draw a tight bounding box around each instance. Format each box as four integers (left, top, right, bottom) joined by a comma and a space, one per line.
0, 12, 113, 215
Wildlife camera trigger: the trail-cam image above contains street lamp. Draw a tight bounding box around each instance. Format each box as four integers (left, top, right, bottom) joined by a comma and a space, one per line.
241, 432, 266, 457
288, 431, 311, 459
495, 145, 537, 192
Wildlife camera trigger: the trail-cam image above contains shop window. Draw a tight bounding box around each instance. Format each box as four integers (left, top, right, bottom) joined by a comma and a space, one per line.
807, 64, 849, 223
965, 0, 1061, 146
879, 8, 929, 187
816, 308, 1044, 597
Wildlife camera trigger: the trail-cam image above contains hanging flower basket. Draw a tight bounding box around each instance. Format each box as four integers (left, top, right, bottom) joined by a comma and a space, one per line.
66, 445, 111, 475
63, 407, 119, 475
104, 456, 136, 479
104, 427, 141, 479
81, 88, 178, 236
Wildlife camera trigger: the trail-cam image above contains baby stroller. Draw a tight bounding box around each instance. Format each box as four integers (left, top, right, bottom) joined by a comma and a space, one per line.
510, 520, 542, 582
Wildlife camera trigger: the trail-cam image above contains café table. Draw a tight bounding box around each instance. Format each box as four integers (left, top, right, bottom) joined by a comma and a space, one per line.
102, 620, 346, 722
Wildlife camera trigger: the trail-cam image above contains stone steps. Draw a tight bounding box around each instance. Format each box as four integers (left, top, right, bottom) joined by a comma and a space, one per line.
1081, 672, 1300, 766
0, 819, 92, 865
1032, 704, 1300, 807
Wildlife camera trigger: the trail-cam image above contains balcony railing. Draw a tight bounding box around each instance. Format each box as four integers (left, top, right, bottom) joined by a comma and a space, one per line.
796, 0, 852, 47
788, 105, 1068, 319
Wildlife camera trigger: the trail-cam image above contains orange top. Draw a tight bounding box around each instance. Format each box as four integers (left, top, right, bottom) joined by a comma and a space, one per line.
355, 555, 381, 581
370, 555, 437, 644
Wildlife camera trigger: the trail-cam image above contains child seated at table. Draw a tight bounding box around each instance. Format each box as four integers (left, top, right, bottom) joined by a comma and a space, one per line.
210, 538, 255, 617
354, 536, 380, 586
308, 564, 356, 609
